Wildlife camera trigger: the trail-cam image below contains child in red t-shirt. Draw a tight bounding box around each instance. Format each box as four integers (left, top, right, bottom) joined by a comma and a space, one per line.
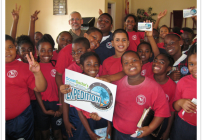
113, 51, 170, 140
148, 53, 176, 140
137, 28, 160, 77
34, 34, 63, 139
102, 29, 129, 75
124, 14, 145, 52
170, 44, 197, 140
6, 35, 47, 139
52, 31, 73, 61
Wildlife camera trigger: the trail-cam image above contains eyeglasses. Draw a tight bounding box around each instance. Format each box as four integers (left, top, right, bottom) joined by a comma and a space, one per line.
69, 18, 81, 22
164, 40, 179, 48
71, 50, 83, 55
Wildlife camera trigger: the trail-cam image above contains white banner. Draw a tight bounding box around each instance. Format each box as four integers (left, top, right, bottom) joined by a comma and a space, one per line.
64, 69, 117, 122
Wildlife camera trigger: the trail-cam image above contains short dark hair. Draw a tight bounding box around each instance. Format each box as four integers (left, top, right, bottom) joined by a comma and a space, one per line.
165, 33, 182, 40
160, 25, 170, 32
16, 35, 35, 52
188, 42, 197, 58
56, 31, 72, 41
35, 31, 43, 35
98, 13, 113, 25
6, 34, 15, 44
124, 14, 137, 23
156, 53, 174, 67
112, 29, 129, 40
73, 37, 90, 50
86, 27, 103, 37
137, 42, 152, 52
121, 50, 140, 64
36, 34, 55, 50
80, 52, 101, 66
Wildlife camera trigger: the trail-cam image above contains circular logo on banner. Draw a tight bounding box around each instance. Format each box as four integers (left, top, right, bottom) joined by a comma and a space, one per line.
132, 35, 137, 40
56, 118, 62, 126
190, 9, 197, 15
51, 69, 56, 77
180, 66, 189, 75
136, 95, 146, 105
145, 23, 151, 29
7, 70, 18, 78
141, 69, 146, 76
89, 82, 113, 110
166, 94, 169, 101
106, 42, 113, 49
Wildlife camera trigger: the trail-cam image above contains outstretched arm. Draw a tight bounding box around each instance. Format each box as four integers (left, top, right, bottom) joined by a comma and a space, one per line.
28, 10, 40, 46
10, 4, 21, 40
154, 10, 167, 29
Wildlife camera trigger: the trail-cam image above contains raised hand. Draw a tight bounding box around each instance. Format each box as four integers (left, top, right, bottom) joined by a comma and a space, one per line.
26, 52, 40, 73
99, 9, 103, 15
144, 20, 153, 37
157, 9, 167, 19
31, 10, 40, 21
11, 4, 21, 20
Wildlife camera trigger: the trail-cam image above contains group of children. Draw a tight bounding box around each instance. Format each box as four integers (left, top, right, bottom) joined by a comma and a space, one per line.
6, 4, 197, 140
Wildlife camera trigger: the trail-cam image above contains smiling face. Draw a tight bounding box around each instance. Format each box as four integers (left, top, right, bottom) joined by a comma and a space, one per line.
81, 55, 99, 77
164, 35, 183, 56
6, 40, 16, 63
125, 16, 136, 31
97, 15, 112, 34
34, 32, 43, 45
84, 31, 102, 51
57, 32, 72, 51
69, 12, 83, 30
112, 32, 129, 53
71, 43, 87, 64
18, 43, 34, 63
122, 52, 142, 77
181, 31, 193, 51
188, 53, 197, 79
38, 42, 53, 63
160, 27, 169, 39
152, 54, 171, 75
137, 44, 152, 64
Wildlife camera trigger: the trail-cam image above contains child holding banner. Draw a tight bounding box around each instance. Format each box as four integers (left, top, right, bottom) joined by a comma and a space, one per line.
113, 51, 170, 140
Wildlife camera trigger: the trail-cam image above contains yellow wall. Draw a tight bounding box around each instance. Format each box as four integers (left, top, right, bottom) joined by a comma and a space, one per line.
130, 0, 197, 30
6, 0, 30, 37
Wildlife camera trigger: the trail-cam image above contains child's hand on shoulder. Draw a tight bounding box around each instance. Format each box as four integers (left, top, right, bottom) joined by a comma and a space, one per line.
26, 52, 41, 74
157, 9, 167, 19
179, 99, 197, 113
169, 70, 181, 81
60, 85, 72, 94
136, 126, 153, 138
11, 4, 21, 21
89, 112, 101, 121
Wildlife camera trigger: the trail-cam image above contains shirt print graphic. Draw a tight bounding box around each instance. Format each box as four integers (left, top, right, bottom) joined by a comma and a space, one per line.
136, 95, 146, 105
51, 69, 56, 77
7, 70, 18, 78
132, 35, 137, 40
106, 42, 113, 49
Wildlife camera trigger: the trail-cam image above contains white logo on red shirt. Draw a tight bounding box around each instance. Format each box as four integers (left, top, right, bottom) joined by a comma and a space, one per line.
106, 42, 113, 49
166, 94, 169, 101
132, 35, 137, 40
7, 70, 18, 78
136, 95, 146, 105
51, 69, 56, 77
141, 69, 146, 76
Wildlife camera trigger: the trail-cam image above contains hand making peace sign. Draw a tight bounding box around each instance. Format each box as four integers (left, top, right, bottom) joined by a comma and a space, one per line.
26, 52, 41, 73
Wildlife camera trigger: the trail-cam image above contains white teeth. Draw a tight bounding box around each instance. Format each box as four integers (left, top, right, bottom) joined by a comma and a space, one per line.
154, 67, 160, 70
141, 56, 145, 58
130, 67, 136, 71
90, 71, 95, 73
118, 46, 124, 49
168, 49, 173, 52
43, 57, 50, 60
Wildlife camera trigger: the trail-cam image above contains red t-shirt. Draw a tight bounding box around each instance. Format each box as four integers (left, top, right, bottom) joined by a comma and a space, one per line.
55, 44, 73, 74
173, 75, 197, 126
141, 62, 153, 77
40, 63, 58, 102
113, 76, 170, 134
148, 75, 176, 112
157, 42, 165, 49
6, 60, 36, 120
52, 50, 59, 61
127, 31, 145, 52
102, 56, 122, 75
29, 88, 36, 100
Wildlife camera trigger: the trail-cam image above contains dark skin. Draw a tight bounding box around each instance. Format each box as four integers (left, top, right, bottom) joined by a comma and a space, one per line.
97, 15, 113, 36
